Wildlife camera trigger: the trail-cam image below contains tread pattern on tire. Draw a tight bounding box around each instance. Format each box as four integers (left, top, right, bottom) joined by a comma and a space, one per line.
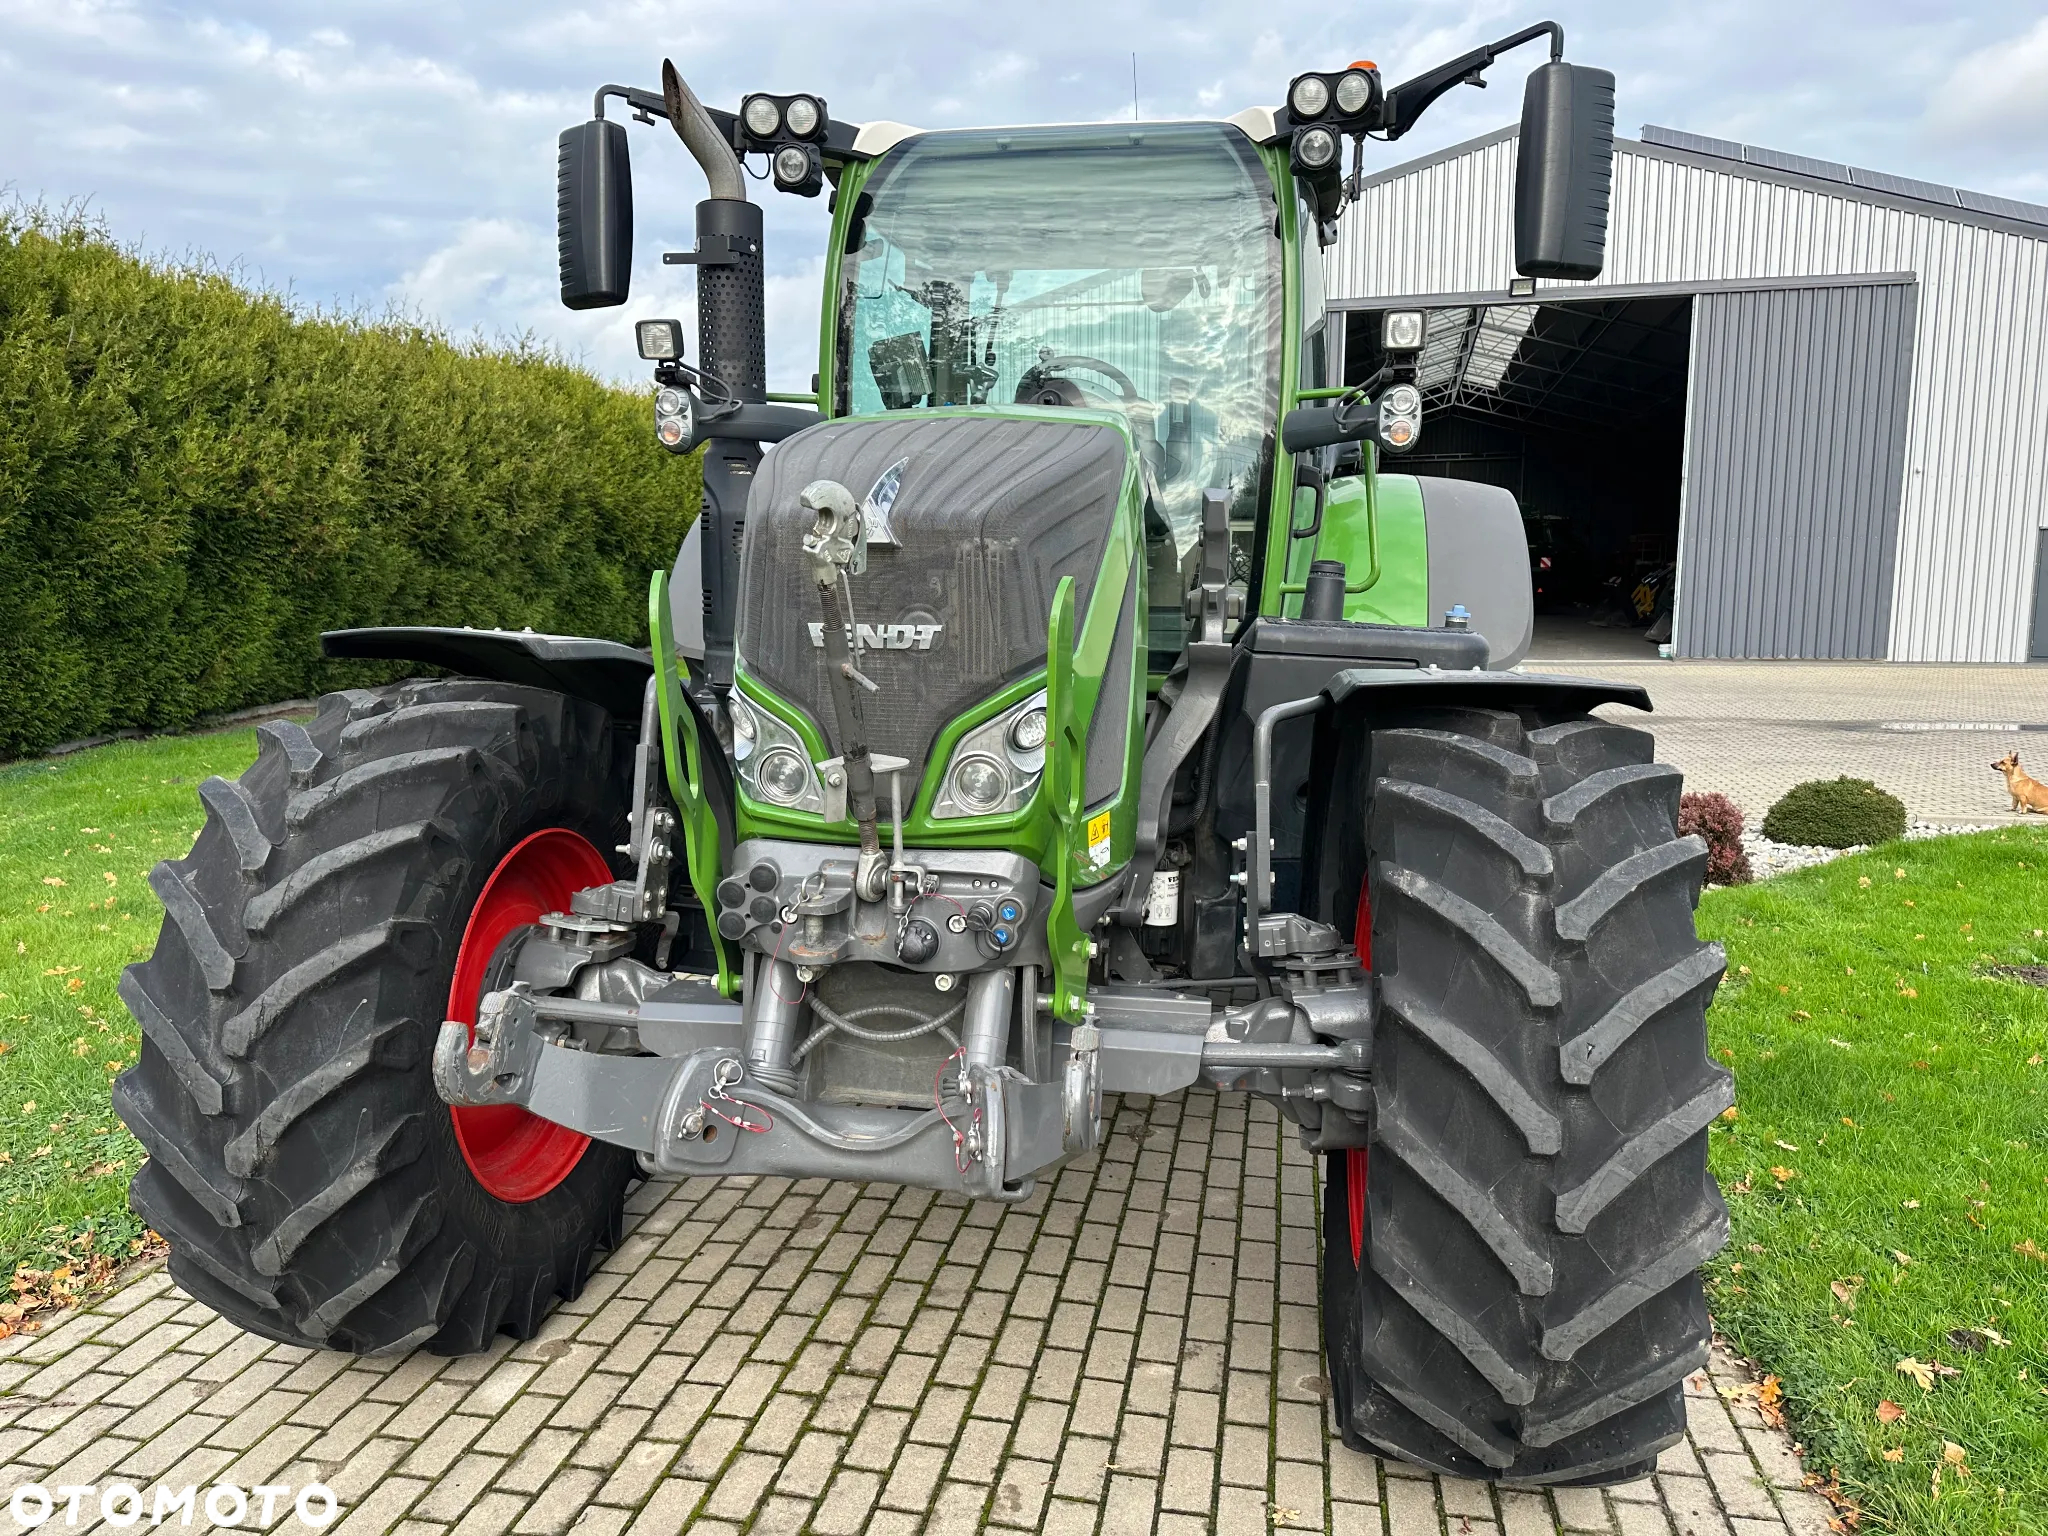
1324, 707, 1729, 1484
116, 680, 637, 1355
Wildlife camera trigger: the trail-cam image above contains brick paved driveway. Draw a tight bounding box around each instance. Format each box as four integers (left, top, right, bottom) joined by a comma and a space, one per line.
1526, 655, 2048, 828
1, 1091, 1832, 1536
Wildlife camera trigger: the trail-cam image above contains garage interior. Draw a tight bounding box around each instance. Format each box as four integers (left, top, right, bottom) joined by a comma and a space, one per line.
1341, 296, 1693, 661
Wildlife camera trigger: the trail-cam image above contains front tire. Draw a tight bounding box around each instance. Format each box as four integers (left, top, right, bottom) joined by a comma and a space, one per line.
1323, 706, 1730, 1483
115, 680, 638, 1354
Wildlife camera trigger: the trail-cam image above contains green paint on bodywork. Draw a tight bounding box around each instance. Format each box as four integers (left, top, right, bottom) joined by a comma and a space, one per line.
1041, 575, 1090, 1021
1320, 473, 1429, 626
649, 569, 737, 995
729, 403, 1143, 892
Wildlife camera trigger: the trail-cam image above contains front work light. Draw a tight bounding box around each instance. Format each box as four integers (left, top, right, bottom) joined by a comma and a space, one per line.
771, 142, 824, 198
742, 95, 782, 138
781, 95, 823, 138
1381, 310, 1425, 351
1289, 75, 1331, 119
1334, 69, 1377, 115
1292, 126, 1340, 171
636, 318, 684, 361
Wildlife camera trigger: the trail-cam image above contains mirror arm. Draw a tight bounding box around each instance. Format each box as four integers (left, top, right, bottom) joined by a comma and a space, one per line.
1378, 20, 1564, 140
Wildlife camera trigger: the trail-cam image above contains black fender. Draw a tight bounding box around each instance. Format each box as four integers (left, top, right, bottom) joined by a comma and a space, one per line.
321, 626, 656, 722
1298, 664, 1654, 934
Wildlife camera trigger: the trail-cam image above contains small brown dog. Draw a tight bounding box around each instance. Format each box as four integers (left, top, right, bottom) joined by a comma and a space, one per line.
1994, 752, 2048, 813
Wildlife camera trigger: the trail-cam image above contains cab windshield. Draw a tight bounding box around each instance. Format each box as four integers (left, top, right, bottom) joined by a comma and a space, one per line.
836, 122, 1282, 554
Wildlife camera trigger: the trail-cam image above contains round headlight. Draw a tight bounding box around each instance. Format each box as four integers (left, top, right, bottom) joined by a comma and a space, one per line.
1295, 126, 1339, 170
755, 746, 809, 806
952, 754, 1008, 813
655, 388, 684, 416
783, 95, 822, 138
1289, 75, 1331, 119
773, 146, 812, 187
656, 415, 688, 447
1008, 707, 1048, 752
1385, 384, 1421, 417
1335, 70, 1374, 114
1382, 418, 1416, 449
742, 95, 782, 138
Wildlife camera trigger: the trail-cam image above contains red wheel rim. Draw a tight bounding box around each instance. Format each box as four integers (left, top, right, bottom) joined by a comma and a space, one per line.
1347, 872, 1372, 1264
446, 828, 610, 1202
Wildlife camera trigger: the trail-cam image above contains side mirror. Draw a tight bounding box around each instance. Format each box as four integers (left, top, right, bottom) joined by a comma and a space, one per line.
1513, 62, 1615, 281
557, 119, 633, 310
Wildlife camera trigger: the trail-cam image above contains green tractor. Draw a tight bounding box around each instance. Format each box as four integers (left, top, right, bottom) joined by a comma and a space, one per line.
117, 22, 1730, 1485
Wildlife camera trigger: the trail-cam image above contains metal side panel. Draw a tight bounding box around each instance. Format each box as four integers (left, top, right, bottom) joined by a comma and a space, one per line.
1417, 476, 1536, 668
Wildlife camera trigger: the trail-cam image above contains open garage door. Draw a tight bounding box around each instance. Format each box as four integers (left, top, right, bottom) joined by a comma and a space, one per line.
1676, 279, 1917, 659
1342, 295, 1692, 661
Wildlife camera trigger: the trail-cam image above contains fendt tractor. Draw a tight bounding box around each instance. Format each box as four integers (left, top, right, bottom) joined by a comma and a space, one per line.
118, 22, 1732, 1484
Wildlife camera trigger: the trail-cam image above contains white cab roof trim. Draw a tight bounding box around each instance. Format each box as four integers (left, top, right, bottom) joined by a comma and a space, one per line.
851, 120, 926, 156
1225, 106, 1279, 143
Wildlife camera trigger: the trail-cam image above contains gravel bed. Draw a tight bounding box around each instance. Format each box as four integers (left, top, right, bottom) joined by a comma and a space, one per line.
1737, 820, 2001, 881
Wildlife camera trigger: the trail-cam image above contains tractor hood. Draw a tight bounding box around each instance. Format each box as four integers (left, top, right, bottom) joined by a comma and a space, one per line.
734, 410, 1131, 791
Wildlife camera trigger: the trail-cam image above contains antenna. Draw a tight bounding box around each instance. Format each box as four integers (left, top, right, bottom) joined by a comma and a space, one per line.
1132, 53, 1139, 121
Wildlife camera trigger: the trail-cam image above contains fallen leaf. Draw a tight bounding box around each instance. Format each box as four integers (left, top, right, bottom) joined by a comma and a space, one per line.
1944, 1441, 1968, 1467
2015, 1239, 2048, 1263
1830, 1039, 1852, 1050
1831, 1279, 1862, 1309
1892, 1250, 1913, 1266
1842, 1117, 1856, 1127
1897, 1358, 1936, 1391
1859, 876, 1872, 888
1772, 1166, 1799, 1184
1896, 868, 1905, 878
1883, 1447, 1905, 1462
1876, 1400, 1906, 1424
40, 876, 64, 887
1720, 1106, 1740, 1122
1902, 1199, 1920, 1209
1793, 1009, 1812, 1020
1775, 1139, 1800, 1152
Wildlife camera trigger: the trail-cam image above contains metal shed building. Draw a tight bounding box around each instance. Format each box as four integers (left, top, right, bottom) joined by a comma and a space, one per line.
1324, 124, 2048, 663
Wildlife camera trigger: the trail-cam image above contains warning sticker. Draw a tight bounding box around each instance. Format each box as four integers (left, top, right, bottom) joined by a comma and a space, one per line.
1085, 810, 1113, 868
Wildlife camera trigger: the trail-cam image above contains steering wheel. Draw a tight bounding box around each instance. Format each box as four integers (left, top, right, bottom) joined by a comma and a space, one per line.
1015, 354, 1145, 408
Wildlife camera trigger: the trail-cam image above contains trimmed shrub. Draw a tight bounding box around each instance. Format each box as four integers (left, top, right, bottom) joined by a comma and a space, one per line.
1679, 791, 1751, 884
0, 207, 701, 758
1761, 777, 1908, 849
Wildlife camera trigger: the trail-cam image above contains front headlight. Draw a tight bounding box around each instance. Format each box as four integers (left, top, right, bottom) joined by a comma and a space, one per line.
932, 689, 1047, 820
731, 693, 824, 813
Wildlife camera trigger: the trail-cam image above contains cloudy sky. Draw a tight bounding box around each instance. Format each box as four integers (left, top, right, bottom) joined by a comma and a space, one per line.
4, 1, 2044, 389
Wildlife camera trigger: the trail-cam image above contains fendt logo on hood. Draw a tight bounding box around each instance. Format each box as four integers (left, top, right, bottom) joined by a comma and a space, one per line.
807, 621, 943, 651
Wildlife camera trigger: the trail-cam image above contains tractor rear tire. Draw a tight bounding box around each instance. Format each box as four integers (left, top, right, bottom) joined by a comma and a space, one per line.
1323, 706, 1730, 1484
114, 679, 638, 1354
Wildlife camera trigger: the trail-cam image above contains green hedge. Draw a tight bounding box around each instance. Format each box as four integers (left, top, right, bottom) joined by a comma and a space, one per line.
0, 208, 700, 758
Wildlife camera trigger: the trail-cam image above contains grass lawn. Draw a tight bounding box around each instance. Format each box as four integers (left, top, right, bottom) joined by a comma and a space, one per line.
1700, 829, 2048, 1533
0, 728, 262, 1285
4, 731, 2047, 1528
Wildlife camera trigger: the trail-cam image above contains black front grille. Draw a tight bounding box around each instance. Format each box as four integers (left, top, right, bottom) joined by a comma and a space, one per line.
736, 414, 1127, 783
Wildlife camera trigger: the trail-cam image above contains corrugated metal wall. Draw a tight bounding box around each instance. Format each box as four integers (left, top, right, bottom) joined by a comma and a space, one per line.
1329, 134, 2048, 662
1677, 282, 1916, 658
